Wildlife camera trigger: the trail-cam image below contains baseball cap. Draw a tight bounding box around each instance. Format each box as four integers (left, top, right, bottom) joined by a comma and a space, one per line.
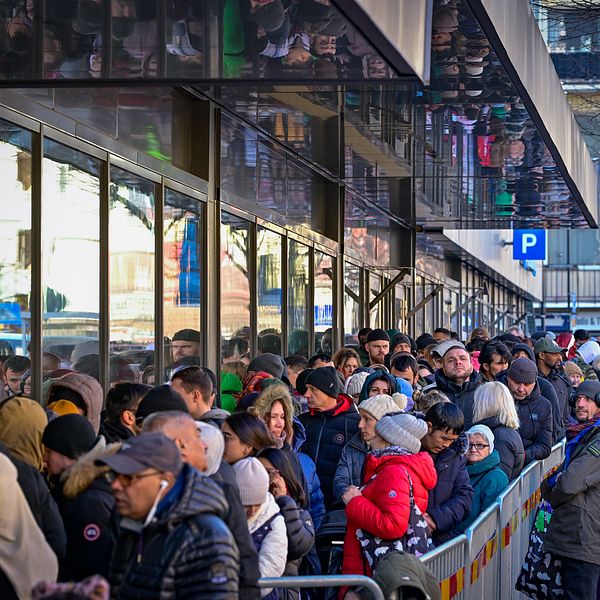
435, 340, 466, 358
96, 432, 183, 476
533, 338, 564, 355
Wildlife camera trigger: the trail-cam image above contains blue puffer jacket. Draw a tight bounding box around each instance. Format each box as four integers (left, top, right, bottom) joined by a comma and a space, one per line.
426, 433, 474, 546
332, 432, 368, 504
297, 453, 325, 531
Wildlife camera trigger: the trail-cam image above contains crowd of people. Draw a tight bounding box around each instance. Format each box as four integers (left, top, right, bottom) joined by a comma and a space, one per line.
1, 322, 600, 599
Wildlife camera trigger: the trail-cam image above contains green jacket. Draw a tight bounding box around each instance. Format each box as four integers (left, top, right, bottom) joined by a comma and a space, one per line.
454, 450, 508, 534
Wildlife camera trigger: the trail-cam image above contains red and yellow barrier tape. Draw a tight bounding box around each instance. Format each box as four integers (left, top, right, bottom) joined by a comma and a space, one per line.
470, 534, 498, 584
439, 566, 465, 600
501, 511, 520, 549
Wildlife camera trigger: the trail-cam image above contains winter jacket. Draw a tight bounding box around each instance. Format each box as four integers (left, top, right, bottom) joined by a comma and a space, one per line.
342, 449, 437, 576
199, 407, 230, 428
47, 372, 103, 434
276, 495, 315, 600
453, 451, 509, 534
0, 443, 66, 562
472, 416, 524, 480
426, 434, 474, 545
211, 461, 261, 600
332, 432, 368, 503
248, 493, 288, 597
297, 452, 325, 531
298, 394, 360, 509
539, 369, 572, 441
109, 464, 239, 599
358, 371, 398, 404
99, 419, 135, 444
424, 370, 483, 429
542, 421, 600, 564
221, 372, 242, 413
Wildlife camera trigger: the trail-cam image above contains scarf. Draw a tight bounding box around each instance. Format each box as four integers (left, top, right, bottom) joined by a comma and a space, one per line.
566, 420, 595, 441
370, 445, 413, 458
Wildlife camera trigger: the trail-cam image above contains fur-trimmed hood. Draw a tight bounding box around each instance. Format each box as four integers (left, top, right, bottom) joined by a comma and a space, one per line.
61, 438, 121, 498
252, 382, 295, 444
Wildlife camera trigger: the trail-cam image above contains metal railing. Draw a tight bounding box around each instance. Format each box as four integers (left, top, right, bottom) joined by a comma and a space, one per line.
258, 575, 385, 600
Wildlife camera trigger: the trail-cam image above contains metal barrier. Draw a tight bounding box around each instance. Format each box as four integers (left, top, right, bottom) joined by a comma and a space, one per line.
258, 575, 385, 600
498, 478, 522, 599
421, 536, 468, 600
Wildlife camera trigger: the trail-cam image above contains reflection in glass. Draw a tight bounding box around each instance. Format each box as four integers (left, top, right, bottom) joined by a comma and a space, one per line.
344, 262, 361, 346
42, 140, 100, 372
414, 276, 424, 335
369, 273, 382, 329
221, 213, 251, 363
164, 189, 203, 370
109, 167, 155, 361
395, 284, 407, 333
288, 240, 310, 357
424, 284, 434, 334
257, 228, 282, 356
0, 122, 32, 359
314, 251, 333, 355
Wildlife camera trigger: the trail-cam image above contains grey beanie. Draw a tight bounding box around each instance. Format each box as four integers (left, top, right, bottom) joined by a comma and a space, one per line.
232, 457, 269, 506
344, 371, 370, 397
359, 393, 408, 421
248, 353, 285, 379
375, 413, 428, 454
507, 357, 538, 385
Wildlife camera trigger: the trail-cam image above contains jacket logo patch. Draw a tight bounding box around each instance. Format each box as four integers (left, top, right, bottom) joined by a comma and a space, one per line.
83, 524, 100, 541
388, 490, 397, 498
335, 433, 345, 444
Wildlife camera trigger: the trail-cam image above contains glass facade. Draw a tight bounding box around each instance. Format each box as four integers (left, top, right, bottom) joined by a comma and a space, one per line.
287, 239, 310, 357
314, 251, 334, 355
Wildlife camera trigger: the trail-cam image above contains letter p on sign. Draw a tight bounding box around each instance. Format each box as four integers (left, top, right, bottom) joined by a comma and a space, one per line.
513, 230, 547, 261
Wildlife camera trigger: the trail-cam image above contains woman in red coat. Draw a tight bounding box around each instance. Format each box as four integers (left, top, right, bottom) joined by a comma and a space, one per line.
341, 412, 437, 577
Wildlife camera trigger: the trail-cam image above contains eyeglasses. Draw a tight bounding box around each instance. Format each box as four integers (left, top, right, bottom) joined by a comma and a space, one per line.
468, 443, 489, 451
104, 470, 160, 487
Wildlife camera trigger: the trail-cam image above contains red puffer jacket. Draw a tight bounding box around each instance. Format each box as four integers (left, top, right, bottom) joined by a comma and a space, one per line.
341, 449, 437, 576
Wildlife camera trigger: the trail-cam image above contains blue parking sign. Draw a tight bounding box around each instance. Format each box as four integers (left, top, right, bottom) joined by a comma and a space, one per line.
513, 230, 547, 261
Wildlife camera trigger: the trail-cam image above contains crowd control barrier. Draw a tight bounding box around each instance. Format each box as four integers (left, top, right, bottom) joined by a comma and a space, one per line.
421, 440, 566, 600
258, 575, 385, 600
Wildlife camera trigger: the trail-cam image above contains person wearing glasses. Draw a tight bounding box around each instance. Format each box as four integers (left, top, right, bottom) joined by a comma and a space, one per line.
42, 414, 113, 582
453, 425, 509, 535
97, 432, 240, 599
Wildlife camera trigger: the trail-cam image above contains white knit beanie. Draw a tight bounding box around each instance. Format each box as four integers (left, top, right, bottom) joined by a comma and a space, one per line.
232, 457, 269, 506
375, 413, 428, 454
466, 424, 495, 454
358, 393, 408, 421
344, 371, 370, 396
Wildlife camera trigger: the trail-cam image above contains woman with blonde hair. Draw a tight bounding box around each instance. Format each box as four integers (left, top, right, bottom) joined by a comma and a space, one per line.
472, 381, 524, 480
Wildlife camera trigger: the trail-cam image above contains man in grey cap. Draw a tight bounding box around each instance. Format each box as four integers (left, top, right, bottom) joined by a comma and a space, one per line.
534, 337, 572, 435
422, 340, 482, 429
498, 358, 552, 464
542, 379, 600, 598
98, 432, 239, 599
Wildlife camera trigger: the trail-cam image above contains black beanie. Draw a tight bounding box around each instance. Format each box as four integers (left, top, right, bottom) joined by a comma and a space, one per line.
576, 380, 600, 406
136, 384, 189, 422
295, 368, 314, 395
366, 328, 390, 343
305, 366, 340, 399
42, 414, 97, 459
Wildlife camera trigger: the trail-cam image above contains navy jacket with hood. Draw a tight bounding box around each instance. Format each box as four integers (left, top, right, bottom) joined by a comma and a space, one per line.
426, 433, 474, 546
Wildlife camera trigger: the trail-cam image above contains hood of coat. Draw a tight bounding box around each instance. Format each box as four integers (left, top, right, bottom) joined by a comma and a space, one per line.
474, 415, 503, 430
220, 372, 242, 395
512, 343, 534, 362
201, 407, 230, 422
364, 450, 437, 492
253, 382, 295, 443
358, 371, 398, 404
156, 464, 229, 527
292, 417, 306, 451
48, 372, 103, 434
248, 491, 280, 532
348, 431, 369, 453
61, 438, 120, 498
466, 449, 501, 476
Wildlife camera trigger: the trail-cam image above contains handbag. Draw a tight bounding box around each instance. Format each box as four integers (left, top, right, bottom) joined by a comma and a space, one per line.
515, 500, 564, 599
356, 468, 434, 569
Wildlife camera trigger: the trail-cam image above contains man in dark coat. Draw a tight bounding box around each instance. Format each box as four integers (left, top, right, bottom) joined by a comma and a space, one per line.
99, 432, 239, 599
42, 414, 114, 581
420, 402, 473, 546
502, 358, 552, 464
542, 380, 600, 599
422, 340, 483, 429
298, 367, 360, 509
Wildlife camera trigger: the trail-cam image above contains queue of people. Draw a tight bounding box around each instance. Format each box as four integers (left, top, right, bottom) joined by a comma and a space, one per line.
0, 324, 599, 599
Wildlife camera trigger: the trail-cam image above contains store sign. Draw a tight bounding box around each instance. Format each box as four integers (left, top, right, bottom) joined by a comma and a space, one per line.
513, 230, 547, 261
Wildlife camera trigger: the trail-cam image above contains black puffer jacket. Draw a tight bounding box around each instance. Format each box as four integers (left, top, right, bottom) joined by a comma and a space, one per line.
472, 415, 525, 480
516, 384, 552, 464
276, 495, 315, 600
109, 465, 239, 599
298, 395, 360, 510
426, 370, 483, 429
539, 369, 572, 441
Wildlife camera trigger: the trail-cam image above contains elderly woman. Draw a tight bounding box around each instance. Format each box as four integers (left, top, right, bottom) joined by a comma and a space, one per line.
453, 425, 509, 534
472, 381, 525, 480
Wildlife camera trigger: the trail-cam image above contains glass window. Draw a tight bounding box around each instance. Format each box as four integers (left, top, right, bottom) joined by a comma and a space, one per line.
395, 284, 407, 332
369, 273, 382, 329
257, 228, 282, 356
42, 140, 101, 378
314, 251, 334, 355
0, 122, 32, 387
414, 275, 424, 335
344, 262, 361, 346
287, 239, 310, 357
221, 212, 251, 363
424, 284, 435, 334
164, 189, 204, 373
109, 167, 155, 376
